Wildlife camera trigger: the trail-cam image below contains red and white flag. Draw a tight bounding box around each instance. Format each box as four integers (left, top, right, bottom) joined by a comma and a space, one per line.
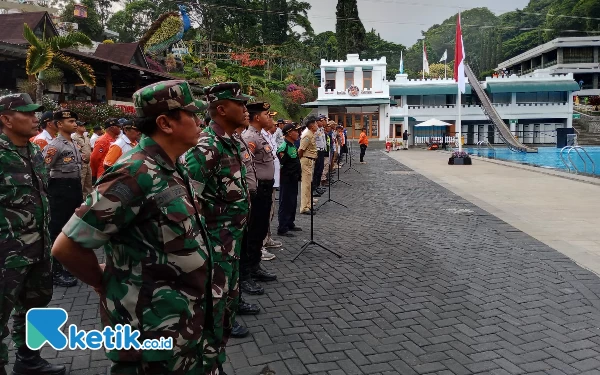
454, 12, 466, 93
423, 40, 429, 75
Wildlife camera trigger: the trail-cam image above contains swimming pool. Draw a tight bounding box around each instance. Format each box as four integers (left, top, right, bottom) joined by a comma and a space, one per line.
465, 146, 600, 176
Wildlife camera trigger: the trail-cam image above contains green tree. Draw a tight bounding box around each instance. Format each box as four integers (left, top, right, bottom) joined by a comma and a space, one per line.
23, 24, 95, 103
60, 0, 103, 41
335, 0, 366, 56
107, 0, 178, 43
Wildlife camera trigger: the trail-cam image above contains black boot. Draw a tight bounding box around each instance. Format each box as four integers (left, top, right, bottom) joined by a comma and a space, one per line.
231, 321, 249, 338
12, 347, 65, 375
218, 364, 228, 375
52, 269, 77, 288
1, 366, 7, 375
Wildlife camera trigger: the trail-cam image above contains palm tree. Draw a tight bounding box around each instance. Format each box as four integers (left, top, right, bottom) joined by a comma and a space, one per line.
23, 24, 96, 103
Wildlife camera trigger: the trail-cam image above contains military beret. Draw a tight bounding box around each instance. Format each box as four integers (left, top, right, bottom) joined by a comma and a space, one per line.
0, 93, 44, 113
105, 118, 120, 128
282, 122, 301, 135
133, 80, 208, 117
203, 82, 252, 103
53, 109, 78, 120
246, 102, 271, 113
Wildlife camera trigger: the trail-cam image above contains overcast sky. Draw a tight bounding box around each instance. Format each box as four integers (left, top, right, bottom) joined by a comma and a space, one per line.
305, 0, 530, 47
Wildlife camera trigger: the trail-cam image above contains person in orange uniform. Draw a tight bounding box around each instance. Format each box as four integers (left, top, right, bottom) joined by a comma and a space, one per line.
89, 118, 121, 182
103, 119, 141, 170
359, 127, 369, 164
31, 111, 57, 150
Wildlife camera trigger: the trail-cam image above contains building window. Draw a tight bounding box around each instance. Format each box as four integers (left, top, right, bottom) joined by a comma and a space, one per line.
325, 72, 336, 90
407, 95, 421, 106
363, 71, 372, 89
563, 47, 594, 64
491, 93, 511, 104
345, 72, 354, 89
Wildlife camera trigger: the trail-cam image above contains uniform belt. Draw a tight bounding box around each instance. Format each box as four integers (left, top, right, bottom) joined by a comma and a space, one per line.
304, 156, 316, 160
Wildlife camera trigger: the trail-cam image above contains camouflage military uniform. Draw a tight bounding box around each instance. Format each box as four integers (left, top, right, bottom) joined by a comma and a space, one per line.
62, 80, 213, 374
0, 133, 53, 367
185, 82, 251, 373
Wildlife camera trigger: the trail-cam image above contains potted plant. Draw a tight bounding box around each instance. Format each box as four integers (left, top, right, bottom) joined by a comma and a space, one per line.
448, 150, 472, 165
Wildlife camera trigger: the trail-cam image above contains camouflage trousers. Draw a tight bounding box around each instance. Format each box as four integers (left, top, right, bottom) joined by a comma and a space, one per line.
0, 260, 53, 366
202, 256, 239, 374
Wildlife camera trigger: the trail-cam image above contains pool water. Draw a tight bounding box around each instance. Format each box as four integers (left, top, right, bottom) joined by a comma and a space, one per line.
465, 146, 600, 176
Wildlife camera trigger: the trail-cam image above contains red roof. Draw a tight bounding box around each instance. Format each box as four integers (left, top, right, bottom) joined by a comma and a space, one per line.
0, 12, 57, 45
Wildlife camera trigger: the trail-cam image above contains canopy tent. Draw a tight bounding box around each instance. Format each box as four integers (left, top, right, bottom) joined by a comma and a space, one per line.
414, 118, 453, 127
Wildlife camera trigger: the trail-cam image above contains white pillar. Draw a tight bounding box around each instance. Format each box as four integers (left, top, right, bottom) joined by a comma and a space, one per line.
379, 104, 388, 141
336, 68, 344, 91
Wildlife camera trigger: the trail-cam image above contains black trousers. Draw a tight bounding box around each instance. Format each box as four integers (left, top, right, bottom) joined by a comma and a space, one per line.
277, 181, 298, 234
312, 151, 326, 190
48, 178, 83, 272
240, 180, 273, 280
360, 144, 367, 162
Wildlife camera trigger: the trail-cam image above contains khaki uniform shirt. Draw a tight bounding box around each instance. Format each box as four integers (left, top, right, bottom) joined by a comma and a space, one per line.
72, 133, 91, 164
299, 128, 318, 159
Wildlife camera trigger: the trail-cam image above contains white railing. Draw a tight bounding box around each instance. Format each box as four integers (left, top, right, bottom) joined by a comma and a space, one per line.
414, 136, 456, 145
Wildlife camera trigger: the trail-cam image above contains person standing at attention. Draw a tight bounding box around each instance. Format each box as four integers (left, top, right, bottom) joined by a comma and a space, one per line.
298, 115, 318, 215
89, 125, 103, 149
52, 80, 212, 374
277, 122, 302, 236
43, 109, 83, 288
0, 93, 67, 375
359, 127, 368, 164
89, 118, 121, 182
32, 111, 57, 150
72, 121, 93, 199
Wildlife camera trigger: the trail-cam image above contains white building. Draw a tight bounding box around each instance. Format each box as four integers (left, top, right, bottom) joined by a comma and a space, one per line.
304, 54, 580, 146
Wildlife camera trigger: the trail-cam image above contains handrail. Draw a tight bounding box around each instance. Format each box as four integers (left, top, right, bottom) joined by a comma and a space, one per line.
560, 146, 596, 174
464, 64, 538, 153
476, 140, 496, 159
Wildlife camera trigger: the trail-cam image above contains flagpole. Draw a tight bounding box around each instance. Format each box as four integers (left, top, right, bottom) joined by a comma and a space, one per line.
445, 59, 447, 79
457, 84, 462, 152
422, 41, 425, 80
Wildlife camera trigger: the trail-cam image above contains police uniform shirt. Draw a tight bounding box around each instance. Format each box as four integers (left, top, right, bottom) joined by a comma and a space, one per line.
242, 126, 274, 182
315, 126, 326, 151
43, 134, 82, 179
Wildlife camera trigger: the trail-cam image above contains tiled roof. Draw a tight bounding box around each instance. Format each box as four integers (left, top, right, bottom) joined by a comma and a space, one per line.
0, 12, 55, 44
94, 43, 141, 66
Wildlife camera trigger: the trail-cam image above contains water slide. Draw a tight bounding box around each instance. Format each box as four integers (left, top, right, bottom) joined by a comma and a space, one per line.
464, 64, 538, 153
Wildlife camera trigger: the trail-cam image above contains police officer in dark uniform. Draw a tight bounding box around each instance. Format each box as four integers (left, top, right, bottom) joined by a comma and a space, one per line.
240, 102, 277, 295
43, 110, 82, 287
277, 122, 302, 236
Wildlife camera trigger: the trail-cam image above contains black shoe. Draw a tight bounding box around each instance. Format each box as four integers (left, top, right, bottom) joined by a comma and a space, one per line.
218, 365, 228, 375
238, 300, 261, 315
289, 226, 303, 231
277, 231, 294, 237
301, 210, 316, 215
251, 267, 277, 282
317, 187, 326, 194
52, 271, 77, 288
13, 347, 66, 375
312, 191, 322, 197
231, 321, 249, 338
240, 279, 264, 295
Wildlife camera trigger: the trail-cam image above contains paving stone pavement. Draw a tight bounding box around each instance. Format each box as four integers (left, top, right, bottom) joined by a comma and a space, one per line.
7, 149, 600, 374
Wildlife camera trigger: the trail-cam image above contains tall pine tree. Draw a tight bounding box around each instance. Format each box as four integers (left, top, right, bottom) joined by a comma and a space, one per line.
262, 0, 288, 45
335, 0, 366, 56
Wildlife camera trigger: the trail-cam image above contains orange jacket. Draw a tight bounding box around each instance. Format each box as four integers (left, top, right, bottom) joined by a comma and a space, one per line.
359, 131, 369, 146
90, 133, 116, 178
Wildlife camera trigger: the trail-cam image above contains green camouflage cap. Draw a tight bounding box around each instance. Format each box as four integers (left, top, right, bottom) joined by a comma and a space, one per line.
133, 80, 208, 117
0, 93, 44, 113
203, 82, 253, 103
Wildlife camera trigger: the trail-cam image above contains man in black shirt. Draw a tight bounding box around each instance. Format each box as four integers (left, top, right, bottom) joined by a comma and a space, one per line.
277, 123, 302, 236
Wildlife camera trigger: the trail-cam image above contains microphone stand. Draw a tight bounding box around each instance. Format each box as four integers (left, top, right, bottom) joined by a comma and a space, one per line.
292, 182, 342, 262
331, 153, 351, 187
344, 139, 361, 175
318, 153, 347, 210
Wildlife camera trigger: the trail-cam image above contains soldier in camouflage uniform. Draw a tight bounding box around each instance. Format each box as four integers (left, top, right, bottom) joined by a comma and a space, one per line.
185, 82, 253, 375
0, 93, 66, 375
51, 81, 214, 375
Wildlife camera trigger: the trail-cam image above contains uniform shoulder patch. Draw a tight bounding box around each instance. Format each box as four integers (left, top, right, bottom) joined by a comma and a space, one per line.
248, 142, 256, 153
45, 147, 58, 157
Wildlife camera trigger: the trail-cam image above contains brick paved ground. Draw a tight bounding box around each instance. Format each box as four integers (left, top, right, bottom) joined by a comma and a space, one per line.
7, 149, 600, 374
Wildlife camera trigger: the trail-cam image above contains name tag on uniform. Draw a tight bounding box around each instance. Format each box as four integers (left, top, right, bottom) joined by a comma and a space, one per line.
154, 185, 187, 208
